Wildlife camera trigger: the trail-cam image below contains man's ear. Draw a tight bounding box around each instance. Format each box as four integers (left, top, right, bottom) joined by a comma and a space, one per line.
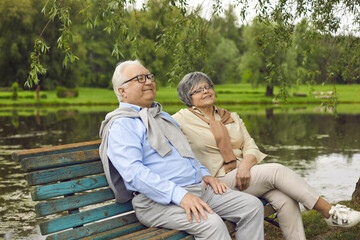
118, 87, 126, 98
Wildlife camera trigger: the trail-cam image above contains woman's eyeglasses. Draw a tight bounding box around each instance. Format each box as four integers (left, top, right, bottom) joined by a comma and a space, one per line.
190, 85, 214, 96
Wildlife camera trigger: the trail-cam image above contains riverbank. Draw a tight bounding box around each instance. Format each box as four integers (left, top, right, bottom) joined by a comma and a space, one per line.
264, 200, 360, 240
1, 84, 359, 107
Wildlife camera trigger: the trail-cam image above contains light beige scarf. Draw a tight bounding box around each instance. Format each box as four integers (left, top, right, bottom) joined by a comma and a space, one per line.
99, 102, 194, 203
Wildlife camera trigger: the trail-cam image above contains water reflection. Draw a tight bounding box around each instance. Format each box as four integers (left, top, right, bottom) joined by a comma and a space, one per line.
0, 106, 359, 239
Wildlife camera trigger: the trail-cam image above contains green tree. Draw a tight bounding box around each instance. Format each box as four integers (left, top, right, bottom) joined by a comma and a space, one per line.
0, 0, 88, 89
17, 0, 360, 92
239, 19, 298, 97
208, 37, 241, 84
0, 0, 41, 88
211, 5, 245, 54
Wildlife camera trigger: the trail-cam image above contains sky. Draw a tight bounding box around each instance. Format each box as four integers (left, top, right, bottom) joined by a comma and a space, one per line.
132, 0, 359, 36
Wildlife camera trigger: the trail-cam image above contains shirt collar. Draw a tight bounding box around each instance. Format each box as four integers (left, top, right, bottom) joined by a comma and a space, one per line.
120, 102, 158, 111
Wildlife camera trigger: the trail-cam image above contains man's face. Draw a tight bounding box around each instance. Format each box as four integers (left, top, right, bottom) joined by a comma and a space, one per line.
119, 64, 156, 108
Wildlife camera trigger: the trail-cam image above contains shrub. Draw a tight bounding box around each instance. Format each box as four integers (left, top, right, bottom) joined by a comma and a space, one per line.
56, 86, 66, 98
56, 86, 79, 98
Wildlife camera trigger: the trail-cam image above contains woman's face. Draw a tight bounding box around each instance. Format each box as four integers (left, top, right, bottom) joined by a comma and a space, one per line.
190, 81, 215, 108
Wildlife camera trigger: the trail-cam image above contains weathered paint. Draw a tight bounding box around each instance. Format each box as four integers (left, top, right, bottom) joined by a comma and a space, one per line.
21, 148, 100, 171
32, 175, 108, 200
26, 161, 103, 185
35, 188, 115, 216
12, 140, 101, 162
40, 202, 133, 235
47, 214, 143, 240
81, 222, 148, 240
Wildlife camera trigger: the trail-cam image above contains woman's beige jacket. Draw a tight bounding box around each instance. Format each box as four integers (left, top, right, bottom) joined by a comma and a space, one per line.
172, 107, 267, 177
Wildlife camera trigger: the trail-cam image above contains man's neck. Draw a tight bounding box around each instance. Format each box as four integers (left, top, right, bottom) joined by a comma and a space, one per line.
120, 101, 156, 109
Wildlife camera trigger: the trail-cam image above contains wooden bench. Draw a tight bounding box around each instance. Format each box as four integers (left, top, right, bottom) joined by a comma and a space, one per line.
12, 140, 278, 240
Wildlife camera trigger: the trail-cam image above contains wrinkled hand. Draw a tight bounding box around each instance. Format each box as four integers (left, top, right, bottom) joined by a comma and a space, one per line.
180, 192, 213, 223
202, 175, 228, 195
236, 164, 251, 191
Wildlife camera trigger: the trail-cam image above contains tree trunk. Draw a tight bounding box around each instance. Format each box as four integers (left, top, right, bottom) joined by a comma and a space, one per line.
36, 85, 40, 100
352, 177, 360, 206
266, 85, 273, 97
266, 108, 274, 119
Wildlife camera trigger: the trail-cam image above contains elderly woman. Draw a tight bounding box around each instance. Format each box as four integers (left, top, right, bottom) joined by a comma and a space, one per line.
172, 72, 360, 240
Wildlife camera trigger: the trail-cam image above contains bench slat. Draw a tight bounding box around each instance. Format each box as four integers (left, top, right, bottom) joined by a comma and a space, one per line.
177, 236, 194, 240
12, 140, 101, 162
26, 161, 104, 185
114, 227, 190, 240
35, 188, 115, 216
32, 175, 108, 200
80, 222, 147, 240
140, 230, 190, 240
40, 202, 133, 235
114, 228, 169, 240
21, 149, 100, 172
46, 213, 142, 240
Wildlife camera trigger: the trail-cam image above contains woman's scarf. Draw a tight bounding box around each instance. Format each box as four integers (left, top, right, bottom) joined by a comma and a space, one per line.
188, 106, 237, 173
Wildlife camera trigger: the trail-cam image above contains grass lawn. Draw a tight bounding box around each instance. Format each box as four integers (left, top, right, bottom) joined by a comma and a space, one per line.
264, 200, 360, 240
1, 84, 360, 114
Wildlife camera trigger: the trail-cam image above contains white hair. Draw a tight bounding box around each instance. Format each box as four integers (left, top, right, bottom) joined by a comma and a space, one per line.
112, 59, 144, 102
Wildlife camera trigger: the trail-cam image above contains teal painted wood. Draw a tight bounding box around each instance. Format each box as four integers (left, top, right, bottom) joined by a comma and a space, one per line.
46, 213, 143, 240
113, 227, 189, 240
32, 175, 108, 201
12, 140, 101, 163
181, 236, 195, 240
39, 202, 133, 235
21, 149, 100, 171
35, 188, 115, 216
114, 227, 164, 239
133, 228, 173, 239
137, 229, 190, 240
26, 161, 103, 185
162, 231, 192, 240
81, 222, 148, 240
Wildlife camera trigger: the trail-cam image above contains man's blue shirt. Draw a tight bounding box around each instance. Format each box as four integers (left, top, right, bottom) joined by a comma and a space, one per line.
107, 102, 211, 206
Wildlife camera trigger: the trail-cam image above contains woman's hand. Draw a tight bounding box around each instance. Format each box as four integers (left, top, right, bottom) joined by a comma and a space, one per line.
236, 164, 251, 191
202, 175, 228, 195
235, 155, 257, 191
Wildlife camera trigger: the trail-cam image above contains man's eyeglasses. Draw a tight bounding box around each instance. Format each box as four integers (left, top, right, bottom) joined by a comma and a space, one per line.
190, 85, 214, 96
122, 73, 155, 85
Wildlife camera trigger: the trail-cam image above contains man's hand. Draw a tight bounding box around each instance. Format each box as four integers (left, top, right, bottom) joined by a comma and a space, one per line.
202, 175, 228, 194
180, 192, 213, 223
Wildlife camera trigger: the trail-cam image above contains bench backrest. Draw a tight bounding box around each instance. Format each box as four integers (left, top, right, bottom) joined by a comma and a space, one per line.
12, 140, 147, 240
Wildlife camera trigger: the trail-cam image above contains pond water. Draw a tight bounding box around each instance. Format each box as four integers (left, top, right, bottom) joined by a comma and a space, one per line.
0, 104, 359, 239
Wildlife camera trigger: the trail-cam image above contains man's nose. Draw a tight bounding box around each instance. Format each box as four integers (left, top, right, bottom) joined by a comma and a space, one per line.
144, 77, 153, 84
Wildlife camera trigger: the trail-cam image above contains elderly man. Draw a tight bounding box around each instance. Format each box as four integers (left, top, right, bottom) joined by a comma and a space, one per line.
99, 60, 264, 240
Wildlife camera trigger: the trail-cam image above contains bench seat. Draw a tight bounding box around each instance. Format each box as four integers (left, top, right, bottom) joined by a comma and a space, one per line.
12, 140, 277, 240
